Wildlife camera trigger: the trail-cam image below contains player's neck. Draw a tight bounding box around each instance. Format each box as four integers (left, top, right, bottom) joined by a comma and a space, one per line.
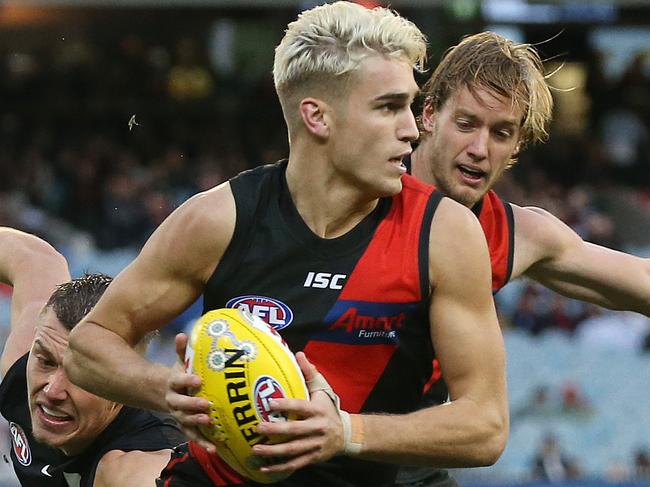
410, 144, 437, 186
285, 155, 379, 239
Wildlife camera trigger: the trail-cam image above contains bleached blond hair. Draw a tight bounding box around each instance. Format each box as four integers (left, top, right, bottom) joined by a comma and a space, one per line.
273, 1, 427, 129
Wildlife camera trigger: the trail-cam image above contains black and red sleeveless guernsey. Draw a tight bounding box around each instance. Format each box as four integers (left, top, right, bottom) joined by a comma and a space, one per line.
163, 160, 442, 487
0, 353, 186, 487
403, 154, 515, 294
471, 190, 515, 293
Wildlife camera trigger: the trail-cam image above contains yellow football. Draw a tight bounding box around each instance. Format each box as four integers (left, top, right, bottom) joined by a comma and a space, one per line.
185, 308, 308, 484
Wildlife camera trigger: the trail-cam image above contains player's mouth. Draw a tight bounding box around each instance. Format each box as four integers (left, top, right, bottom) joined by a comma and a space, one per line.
389, 152, 411, 174
457, 164, 486, 187
36, 404, 74, 427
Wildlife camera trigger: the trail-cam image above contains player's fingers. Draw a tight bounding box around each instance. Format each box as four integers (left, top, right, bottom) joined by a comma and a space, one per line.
261, 397, 316, 419
257, 447, 320, 474
257, 414, 323, 438
166, 390, 210, 414
295, 351, 318, 381
254, 438, 319, 457
173, 411, 212, 427
182, 427, 217, 454
267, 392, 336, 419
175, 333, 189, 363
168, 370, 202, 392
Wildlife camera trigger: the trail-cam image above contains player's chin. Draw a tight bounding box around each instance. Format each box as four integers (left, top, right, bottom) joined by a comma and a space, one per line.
450, 183, 485, 208
375, 176, 404, 198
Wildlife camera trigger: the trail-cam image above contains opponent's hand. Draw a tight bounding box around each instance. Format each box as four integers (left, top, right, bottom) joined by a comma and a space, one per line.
165, 333, 217, 454
251, 352, 345, 474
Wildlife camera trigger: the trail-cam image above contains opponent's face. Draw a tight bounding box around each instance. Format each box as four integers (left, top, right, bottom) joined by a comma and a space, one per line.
421, 85, 522, 207
26, 308, 120, 456
327, 55, 419, 198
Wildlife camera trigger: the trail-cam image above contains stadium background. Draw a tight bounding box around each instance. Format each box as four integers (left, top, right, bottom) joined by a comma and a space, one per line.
0, 0, 648, 485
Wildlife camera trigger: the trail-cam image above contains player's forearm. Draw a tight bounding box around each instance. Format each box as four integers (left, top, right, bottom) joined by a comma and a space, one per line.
353, 397, 508, 467
65, 320, 170, 411
531, 254, 650, 317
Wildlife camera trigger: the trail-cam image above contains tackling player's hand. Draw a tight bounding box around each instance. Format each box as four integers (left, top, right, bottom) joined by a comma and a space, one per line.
251, 351, 345, 474
165, 332, 217, 454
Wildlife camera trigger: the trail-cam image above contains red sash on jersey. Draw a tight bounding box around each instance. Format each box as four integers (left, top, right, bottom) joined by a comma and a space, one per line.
476, 190, 514, 293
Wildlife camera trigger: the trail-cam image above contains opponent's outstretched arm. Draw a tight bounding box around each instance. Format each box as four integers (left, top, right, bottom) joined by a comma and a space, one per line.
0, 228, 69, 375
513, 205, 650, 316
64, 184, 236, 411
251, 197, 508, 472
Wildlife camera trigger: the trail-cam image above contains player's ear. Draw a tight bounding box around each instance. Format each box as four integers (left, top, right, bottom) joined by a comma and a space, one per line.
299, 98, 330, 139
421, 98, 436, 133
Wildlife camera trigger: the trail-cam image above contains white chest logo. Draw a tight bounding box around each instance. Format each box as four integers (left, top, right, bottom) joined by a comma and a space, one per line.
9, 422, 31, 466
303, 272, 347, 290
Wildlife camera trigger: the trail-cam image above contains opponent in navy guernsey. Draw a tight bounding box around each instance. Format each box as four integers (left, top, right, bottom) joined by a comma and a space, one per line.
0, 228, 185, 487
64, 3, 508, 486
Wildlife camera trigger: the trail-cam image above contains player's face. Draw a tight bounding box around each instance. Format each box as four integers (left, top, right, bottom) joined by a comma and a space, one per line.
26, 308, 121, 456
328, 55, 419, 198
421, 85, 522, 207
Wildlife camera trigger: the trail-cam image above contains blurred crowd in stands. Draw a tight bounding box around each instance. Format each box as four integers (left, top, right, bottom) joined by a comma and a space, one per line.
0, 29, 648, 344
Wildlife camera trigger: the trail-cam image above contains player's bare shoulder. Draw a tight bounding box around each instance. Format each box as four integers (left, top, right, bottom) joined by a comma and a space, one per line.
142, 181, 237, 282
430, 196, 487, 249
511, 203, 583, 267
428, 196, 490, 287
170, 181, 236, 239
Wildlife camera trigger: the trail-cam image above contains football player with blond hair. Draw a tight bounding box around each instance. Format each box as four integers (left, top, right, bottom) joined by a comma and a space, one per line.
412, 31, 649, 312
399, 31, 649, 487
65, 3, 508, 486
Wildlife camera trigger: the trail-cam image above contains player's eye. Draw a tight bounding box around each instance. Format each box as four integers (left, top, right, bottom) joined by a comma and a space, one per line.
36, 356, 56, 369
456, 119, 473, 130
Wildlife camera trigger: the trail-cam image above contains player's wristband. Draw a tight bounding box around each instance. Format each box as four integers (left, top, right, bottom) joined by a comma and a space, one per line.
307, 372, 364, 456
339, 411, 364, 455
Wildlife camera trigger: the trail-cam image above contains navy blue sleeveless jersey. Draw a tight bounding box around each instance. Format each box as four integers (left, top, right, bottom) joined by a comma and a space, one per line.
195, 160, 442, 486
0, 353, 186, 487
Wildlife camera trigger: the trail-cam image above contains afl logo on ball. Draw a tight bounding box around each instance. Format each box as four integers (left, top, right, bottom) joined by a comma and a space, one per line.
226, 295, 294, 331
9, 422, 31, 466
254, 376, 289, 423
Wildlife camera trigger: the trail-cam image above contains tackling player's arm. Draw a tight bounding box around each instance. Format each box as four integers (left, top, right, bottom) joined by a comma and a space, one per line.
253, 198, 508, 471
93, 449, 174, 487
512, 204, 650, 316
0, 228, 69, 376
64, 183, 236, 412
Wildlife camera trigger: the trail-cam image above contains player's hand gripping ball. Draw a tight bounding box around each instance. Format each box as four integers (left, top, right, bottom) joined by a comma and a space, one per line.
186, 308, 309, 483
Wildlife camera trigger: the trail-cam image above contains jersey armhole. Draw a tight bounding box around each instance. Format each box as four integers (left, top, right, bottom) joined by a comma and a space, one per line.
205, 178, 256, 288
501, 199, 515, 286
418, 191, 443, 302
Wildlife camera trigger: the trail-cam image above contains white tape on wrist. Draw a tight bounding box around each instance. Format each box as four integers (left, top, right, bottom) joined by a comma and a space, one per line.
339, 410, 362, 455
307, 372, 363, 456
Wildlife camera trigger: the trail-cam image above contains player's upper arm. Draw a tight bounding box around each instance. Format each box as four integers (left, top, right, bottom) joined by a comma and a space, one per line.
511, 204, 585, 276
428, 197, 507, 418
0, 228, 69, 375
93, 449, 173, 487
513, 204, 650, 314
82, 182, 237, 346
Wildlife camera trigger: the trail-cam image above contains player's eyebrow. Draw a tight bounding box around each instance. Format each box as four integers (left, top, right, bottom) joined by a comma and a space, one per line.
374, 89, 420, 103
33, 339, 56, 360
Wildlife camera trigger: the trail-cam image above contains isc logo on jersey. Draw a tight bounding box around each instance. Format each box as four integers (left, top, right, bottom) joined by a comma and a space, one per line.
226, 296, 293, 331
9, 422, 31, 466
303, 272, 346, 290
